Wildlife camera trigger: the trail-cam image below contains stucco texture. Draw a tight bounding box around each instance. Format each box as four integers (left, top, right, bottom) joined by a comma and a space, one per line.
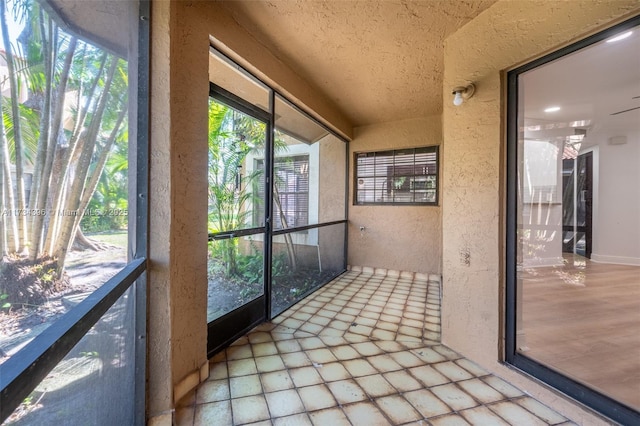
349, 117, 442, 275
442, 0, 640, 424
147, 1, 353, 421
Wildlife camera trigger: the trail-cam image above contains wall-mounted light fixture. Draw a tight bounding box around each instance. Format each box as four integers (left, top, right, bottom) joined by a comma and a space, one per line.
452, 83, 475, 106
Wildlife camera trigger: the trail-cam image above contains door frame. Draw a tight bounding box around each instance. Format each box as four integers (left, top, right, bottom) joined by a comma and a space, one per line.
207, 84, 274, 357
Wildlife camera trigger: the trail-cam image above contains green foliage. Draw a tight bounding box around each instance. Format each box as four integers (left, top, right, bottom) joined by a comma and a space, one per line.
1, 293, 11, 309
208, 99, 266, 277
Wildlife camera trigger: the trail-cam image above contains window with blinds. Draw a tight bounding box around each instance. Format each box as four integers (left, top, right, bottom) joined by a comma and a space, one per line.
354, 146, 438, 205
256, 155, 310, 229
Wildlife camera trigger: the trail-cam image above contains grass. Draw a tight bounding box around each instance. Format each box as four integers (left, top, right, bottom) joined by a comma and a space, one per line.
87, 231, 128, 249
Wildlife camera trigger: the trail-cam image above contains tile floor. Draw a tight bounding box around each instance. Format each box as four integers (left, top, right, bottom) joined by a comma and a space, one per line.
176, 271, 576, 425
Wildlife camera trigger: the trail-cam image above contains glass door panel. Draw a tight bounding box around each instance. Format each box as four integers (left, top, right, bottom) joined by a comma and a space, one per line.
512, 22, 640, 416
207, 97, 268, 354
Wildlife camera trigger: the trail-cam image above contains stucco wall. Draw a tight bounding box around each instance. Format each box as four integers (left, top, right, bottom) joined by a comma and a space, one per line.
147, 2, 352, 423
349, 117, 442, 275
442, 1, 640, 424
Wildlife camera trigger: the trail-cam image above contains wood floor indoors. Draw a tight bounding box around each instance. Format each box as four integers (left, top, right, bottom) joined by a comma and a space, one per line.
520, 254, 640, 410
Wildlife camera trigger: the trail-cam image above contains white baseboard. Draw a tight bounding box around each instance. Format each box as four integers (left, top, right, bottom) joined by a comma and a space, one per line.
590, 254, 640, 266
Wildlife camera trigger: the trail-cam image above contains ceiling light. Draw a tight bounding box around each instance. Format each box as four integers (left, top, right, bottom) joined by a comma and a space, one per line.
544, 106, 561, 113
606, 31, 633, 43
452, 83, 475, 106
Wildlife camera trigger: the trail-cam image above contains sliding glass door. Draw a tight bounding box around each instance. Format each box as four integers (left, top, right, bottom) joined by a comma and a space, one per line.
506, 17, 640, 425
207, 94, 270, 354
207, 48, 348, 356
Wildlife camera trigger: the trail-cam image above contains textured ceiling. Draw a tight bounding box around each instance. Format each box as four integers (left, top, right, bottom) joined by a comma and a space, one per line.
220, 0, 497, 127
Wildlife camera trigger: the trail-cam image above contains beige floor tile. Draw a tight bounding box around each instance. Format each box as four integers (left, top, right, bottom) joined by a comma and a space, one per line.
231, 395, 270, 424
281, 351, 312, 368
327, 379, 368, 404
249, 332, 274, 344
429, 413, 472, 426
375, 395, 422, 424
482, 375, 525, 398
398, 325, 423, 338
255, 355, 286, 373
375, 341, 406, 353
260, 370, 294, 393
459, 406, 510, 425
516, 397, 568, 424
291, 312, 313, 322
298, 337, 325, 350
309, 407, 351, 426
230, 374, 262, 399
455, 358, 489, 377
226, 344, 253, 360
188, 273, 573, 426
413, 347, 447, 364
328, 320, 350, 331
370, 329, 397, 340
430, 383, 479, 411
253, 342, 278, 357
209, 362, 229, 380
408, 365, 450, 387
457, 378, 505, 404
342, 358, 378, 377
354, 316, 377, 327
194, 400, 232, 426
275, 339, 302, 354
306, 348, 338, 364
330, 345, 361, 360
433, 361, 474, 382
272, 413, 312, 426
377, 321, 400, 332
319, 336, 348, 346
308, 315, 332, 326
389, 351, 424, 368
317, 362, 351, 382
404, 389, 452, 418
355, 374, 397, 398
265, 389, 305, 417
289, 366, 324, 387
343, 401, 391, 425
382, 370, 423, 392
298, 384, 338, 411
488, 401, 548, 425
299, 322, 325, 334
228, 358, 258, 377
367, 354, 404, 373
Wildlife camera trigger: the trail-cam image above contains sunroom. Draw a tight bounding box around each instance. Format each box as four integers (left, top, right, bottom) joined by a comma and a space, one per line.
0, 1, 638, 426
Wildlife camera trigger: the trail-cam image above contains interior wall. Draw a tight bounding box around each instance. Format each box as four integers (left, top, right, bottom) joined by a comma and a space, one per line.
348, 117, 442, 275
442, 1, 640, 425
147, 2, 352, 423
588, 129, 640, 264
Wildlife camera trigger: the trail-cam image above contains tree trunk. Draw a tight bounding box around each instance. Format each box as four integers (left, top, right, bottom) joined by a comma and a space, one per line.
0, 2, 28, 252
31, 33, 77, 260
28, 11, 54, 260
70, 104, 127, 253
273, 185, 297, 270
1, 138, 18, 252
53, 58, 118, 272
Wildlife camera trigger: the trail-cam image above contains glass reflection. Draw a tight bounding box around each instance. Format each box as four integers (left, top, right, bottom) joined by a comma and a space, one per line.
516, 25, 640, 410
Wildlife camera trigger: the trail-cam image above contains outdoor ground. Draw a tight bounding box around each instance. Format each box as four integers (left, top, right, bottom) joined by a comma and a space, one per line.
0, 232, 127, 364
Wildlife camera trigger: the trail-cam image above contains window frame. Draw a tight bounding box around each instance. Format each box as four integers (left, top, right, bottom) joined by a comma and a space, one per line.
505, 15, 640, 426
353, 146, 439, 206
0, 1, 149, 424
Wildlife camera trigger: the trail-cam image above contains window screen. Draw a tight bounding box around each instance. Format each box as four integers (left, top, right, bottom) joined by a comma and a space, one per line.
256, 155, 309, 229
354, 146, 438, 205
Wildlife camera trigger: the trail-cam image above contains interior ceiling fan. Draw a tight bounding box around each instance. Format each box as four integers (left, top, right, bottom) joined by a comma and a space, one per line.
610, 95, 640, 116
